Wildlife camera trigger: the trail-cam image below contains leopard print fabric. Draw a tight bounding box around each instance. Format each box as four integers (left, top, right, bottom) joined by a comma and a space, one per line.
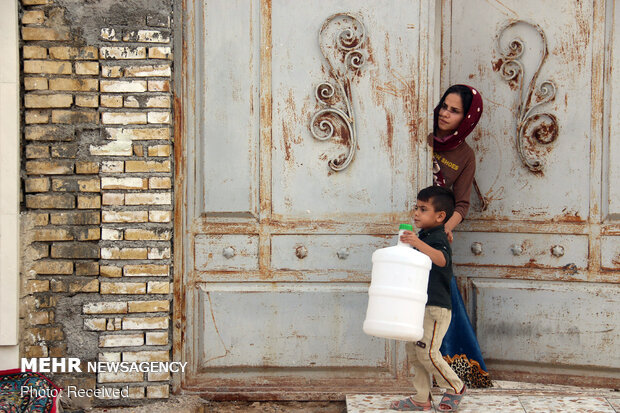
444, 354, 493, 388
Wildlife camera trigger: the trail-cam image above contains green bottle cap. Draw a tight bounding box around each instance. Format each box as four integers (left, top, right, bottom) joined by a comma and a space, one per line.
399, 223, 413, 231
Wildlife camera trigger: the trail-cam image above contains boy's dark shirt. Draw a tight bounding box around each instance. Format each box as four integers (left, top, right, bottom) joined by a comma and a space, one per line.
417, 224, 453, 310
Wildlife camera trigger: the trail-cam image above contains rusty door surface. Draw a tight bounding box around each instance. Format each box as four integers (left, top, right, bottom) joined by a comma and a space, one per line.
441, 0, 619, 385
176, 0, 439, 397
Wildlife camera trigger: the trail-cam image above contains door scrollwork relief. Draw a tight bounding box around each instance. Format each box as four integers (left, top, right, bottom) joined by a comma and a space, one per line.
310, 13, 367, 172
494, 20, 559, 173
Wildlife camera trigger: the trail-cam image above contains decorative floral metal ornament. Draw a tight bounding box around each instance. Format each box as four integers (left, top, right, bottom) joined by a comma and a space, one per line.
310, 13, 367, 172
495, 20, 558, 172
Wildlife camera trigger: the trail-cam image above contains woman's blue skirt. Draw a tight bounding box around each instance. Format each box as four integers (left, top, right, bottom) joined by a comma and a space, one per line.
440, 277, 493, 388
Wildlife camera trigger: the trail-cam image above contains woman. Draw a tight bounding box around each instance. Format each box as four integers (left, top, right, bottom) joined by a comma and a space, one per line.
432, 85, 492, 389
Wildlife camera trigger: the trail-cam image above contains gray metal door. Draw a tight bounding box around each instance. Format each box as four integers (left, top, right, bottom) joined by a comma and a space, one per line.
441, 0, 619, 385
177, 0, 439, 397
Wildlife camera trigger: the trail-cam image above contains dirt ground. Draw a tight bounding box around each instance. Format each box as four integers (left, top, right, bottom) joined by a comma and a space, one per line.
87, 396, 346, 413
200, 401, 347, 413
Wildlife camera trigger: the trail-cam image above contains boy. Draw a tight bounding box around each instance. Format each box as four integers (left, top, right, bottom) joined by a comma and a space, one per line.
390, 186, 465, 412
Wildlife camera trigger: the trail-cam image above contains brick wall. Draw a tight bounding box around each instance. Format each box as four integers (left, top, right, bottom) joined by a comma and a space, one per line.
20, 0, 174, 405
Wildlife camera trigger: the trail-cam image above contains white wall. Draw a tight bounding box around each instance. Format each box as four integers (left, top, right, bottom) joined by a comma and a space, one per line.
0, 0, 20, 369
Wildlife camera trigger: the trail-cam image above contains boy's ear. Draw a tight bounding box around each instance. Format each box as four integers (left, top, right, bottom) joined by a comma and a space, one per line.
436, 210, 446, 223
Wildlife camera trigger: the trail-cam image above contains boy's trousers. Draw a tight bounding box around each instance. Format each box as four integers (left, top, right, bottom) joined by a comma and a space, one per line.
405, 305, 464, 403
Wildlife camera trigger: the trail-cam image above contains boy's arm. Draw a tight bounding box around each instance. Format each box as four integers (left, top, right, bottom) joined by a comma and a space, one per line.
399, 231, 447, 267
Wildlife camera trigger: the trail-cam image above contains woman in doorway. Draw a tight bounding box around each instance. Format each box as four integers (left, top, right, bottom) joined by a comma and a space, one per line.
432, 84, 492, 390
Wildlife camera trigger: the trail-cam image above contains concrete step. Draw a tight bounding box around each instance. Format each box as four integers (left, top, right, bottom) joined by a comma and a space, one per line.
345, 381, 620, 412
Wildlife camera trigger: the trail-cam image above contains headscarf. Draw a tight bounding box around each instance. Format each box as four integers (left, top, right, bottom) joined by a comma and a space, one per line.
432, 85, 483, 152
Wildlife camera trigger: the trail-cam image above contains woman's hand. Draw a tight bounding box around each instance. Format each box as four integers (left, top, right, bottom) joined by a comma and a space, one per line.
444, 225, 454, 243
444, 211, 463, 243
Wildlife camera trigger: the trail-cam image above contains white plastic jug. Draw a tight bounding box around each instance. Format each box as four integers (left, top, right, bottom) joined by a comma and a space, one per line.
363, 224, 432, 341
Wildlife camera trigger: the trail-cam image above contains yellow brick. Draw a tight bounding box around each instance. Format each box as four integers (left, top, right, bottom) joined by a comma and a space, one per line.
25, 125, 73, 141
123, 264, 169, 277
148, 80, 170, 92
26, 279, 50, 293
133, 144, 144, 157
22, 0, 50, 5
25, 94, 73, 108
76, 227, 101, 241
26, 160, 74, 175
49, 78, 99, 92
101, 177, 148, 190
26, 145, 50, 159
125, 160, 171, 173
76, 95, 99, 108
101, 247, 148, 260
147, 111, 170, 124
78, 178, 100, 192
102, 65, 123, 78
100, 28, 120, 41
22, 27, 70, 41
122, 316, 168, 330
102, 211, 148, 223
101, 112, 147, 125
148, 47, 172, 60
51, 110, 98, 124
99, 334, 144, 347
149, 177, 171, 189
24, 60, 72, 75
100, 80, 147, 93
148, 247, 170, 260
102, 193, 125, 206
50, 279, 67, 292
24, 77, 48, 90
106, 127, 170, 141
25, 345, 49, 358
107, 318, 122, 331
75, 61, 100, 75
23, 10, 46, 24
147, 282, 169, 294
100, 95, 123, 108
127, 387, 145, 399
76, 161, 99, 174
83, 302, 128, 314
69, 279, 99, 293
148, 211, 172, 223
100, 282, 146, 295
100, 265, 122, 278
147, 145, 171, 157
33, 213, 50, 226
123, 350, 169, 363
23, 46, 47, 59
146, 385, 169, 399
125, 193, 171, 205
99, 371, 144, 383
124, 64, 171, 77
34, 228, 73, 241
48, 46, 98, 60
77, 195, 101, 209
25, 110, 50, 124
32, 260, 73, 275
29, 311, 50, 325
25, 177, 50, 192
124, 229, 171, 241
123, 30, 170, 43
145, 331, 168, 346
84, 318, 107, 331
100, 47, 147, 60
128, 300, 169, 313
145, 96, 171, 108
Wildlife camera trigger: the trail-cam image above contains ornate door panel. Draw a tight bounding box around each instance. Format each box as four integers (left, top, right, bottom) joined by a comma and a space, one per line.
442, 0, 619, 385
178, 0, 439, 397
